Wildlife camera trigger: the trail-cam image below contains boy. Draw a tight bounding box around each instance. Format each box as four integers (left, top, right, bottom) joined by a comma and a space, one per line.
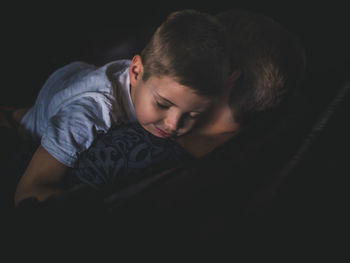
41, 8, 306, 202
13, 9, 229, 206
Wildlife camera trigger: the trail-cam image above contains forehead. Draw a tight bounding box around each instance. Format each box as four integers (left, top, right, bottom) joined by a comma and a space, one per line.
148, 76, 213, 112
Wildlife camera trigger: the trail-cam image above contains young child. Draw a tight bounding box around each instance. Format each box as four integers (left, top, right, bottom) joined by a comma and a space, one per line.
13, 9, 230, 206
176, 8, 307, 157
44, 8, 306, 201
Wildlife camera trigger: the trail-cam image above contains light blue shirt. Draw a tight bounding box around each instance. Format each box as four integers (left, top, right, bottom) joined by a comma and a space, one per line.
20, 59, 137, 167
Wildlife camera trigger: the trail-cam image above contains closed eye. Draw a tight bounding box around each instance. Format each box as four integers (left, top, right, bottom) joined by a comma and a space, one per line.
156, 101, 170, 109
188, 113, 201, 119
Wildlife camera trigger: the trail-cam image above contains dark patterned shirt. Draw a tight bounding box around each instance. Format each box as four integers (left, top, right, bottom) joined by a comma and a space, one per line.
66, 122, 193, 193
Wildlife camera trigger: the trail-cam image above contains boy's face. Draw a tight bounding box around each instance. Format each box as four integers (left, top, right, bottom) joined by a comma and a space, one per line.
130, 55, 212, 138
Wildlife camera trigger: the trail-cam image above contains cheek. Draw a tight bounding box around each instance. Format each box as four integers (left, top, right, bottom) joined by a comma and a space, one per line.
135, 103, 159, 125
136, 108, 152, 124
134, 93, 151, 122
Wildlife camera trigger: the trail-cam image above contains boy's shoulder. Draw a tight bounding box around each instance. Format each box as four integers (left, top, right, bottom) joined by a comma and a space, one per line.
73, 59, 132, 91
101, 59, 132, 83
103, 59, 131, 73
67, 59, 131, 80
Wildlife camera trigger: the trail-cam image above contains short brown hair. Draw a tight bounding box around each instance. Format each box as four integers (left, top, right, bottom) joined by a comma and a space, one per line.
141, 9, 230, 97
216, 9, 306, 125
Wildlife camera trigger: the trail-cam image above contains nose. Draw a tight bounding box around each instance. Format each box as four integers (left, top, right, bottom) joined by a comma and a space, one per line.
164, 111, 182, 133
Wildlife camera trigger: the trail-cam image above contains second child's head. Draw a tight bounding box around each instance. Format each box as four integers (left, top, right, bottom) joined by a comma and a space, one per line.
129, 9, 230, 138
193, 9, 306, 136
220, 9, 306, 127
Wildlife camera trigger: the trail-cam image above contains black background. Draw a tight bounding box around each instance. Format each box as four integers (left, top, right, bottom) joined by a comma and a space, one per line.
1, 1, 349, 107
1, 1, 349, 246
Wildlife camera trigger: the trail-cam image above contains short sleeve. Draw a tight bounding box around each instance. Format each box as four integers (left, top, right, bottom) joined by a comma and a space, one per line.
41, 96, 113, 168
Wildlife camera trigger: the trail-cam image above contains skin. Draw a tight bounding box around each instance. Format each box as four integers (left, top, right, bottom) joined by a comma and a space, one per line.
14, 55, 214, 206
129, 55, 212, 138
14, 145, 69, 205
176, 76, 241, 158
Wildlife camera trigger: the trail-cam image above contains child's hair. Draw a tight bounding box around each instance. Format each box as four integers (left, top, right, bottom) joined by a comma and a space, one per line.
216, 9, 306, 126
140, 9, 230, 97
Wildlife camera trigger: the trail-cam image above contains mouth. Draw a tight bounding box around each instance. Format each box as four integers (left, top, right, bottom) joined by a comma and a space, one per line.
155, 127, 172, 138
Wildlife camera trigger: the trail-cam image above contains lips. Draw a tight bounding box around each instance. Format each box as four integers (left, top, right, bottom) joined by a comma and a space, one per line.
155, 127, 172, 138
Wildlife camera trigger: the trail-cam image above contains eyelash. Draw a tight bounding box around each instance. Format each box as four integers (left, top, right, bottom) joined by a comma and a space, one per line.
188, 114, 200, 119
156, 101, 200, 119
156, 102, 169, 109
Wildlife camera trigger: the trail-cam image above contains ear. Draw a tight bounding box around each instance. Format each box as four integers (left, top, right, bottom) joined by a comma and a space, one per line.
129, 55, 144, 87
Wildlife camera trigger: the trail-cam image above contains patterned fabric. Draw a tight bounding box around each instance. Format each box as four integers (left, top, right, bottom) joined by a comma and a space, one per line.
66, 122, 193, 193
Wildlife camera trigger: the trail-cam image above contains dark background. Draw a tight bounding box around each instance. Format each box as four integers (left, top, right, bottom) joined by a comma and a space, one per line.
1, 1, 349, 107
1, 1, 349, 246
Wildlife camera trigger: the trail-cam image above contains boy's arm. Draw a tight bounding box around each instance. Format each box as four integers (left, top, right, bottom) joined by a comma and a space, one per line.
14, 97, 111, 205
14, 145, 71, 206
